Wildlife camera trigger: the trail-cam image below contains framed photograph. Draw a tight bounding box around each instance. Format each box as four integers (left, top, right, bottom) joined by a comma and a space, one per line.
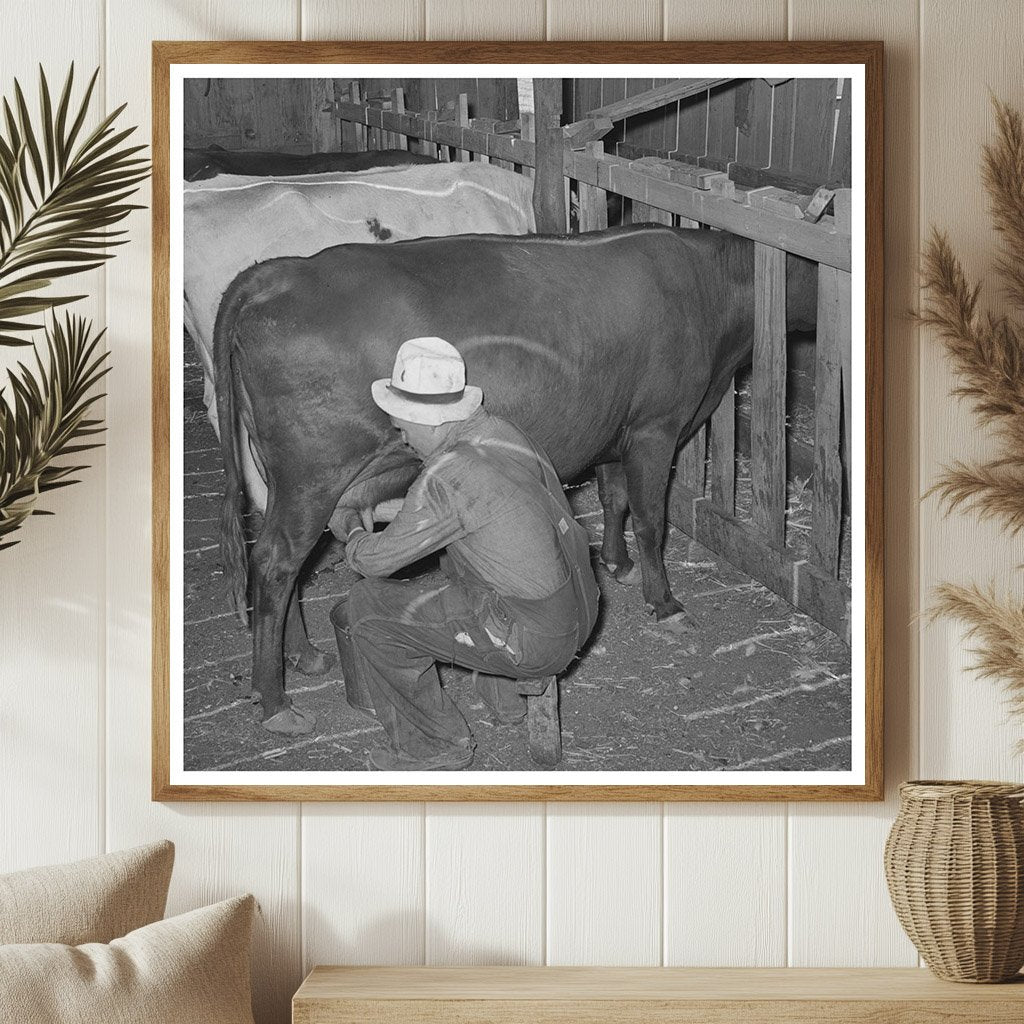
153, 41, 883, 801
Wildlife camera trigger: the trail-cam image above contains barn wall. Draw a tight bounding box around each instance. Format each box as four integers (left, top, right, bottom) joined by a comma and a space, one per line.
184, 77, 520, 150
4, 3, 1022, 1023
569, 77, 851, 190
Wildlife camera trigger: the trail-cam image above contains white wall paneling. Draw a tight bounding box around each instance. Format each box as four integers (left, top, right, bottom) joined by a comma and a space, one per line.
302, 804, 426, 970
663, 0, 786, 40
546, 1, 662, 41
425, 803, 545, 964
302, 0, 425, 40
546, 803, 662, 964
664, 804, 786, 966
426, 0, 545, 40
5, 4, 1022, 1023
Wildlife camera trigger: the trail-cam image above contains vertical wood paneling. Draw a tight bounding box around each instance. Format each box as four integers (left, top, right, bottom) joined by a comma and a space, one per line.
302, 0, 424, 39
0, 0, 106, 876
788, 0, 921, 969
918, 0, 1024, 778
104, 4, 302, 1024
427, 0, 544, 39
547, 804, 661, 965
664, 1, 786, 39
425, 805, 544, 964
664, 806, 786, 965
811, 265, 846, 575
751, 243, 788, 546
547, 2, 661, 41
303, 805, 425, 969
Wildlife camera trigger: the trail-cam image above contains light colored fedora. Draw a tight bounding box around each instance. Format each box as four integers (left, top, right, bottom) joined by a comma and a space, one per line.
371, 337, 483, 426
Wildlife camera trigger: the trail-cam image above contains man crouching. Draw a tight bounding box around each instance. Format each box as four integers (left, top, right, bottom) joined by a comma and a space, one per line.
330, 336, 599, 772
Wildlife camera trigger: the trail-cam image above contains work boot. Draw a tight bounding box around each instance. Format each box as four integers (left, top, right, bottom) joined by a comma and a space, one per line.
473, 670, 527, 724
329, 597, 375, 717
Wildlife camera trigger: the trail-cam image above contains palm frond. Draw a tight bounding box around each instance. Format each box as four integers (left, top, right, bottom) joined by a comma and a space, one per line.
0, 64, 149, 346
0, 312, 109, 548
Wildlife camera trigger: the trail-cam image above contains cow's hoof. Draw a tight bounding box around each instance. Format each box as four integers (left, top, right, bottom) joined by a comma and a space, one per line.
654, 609, 698, 637
603, 560, 640, 585
615, 563, 641, 586
289, 647, 336, 677
262, 705, 317, 736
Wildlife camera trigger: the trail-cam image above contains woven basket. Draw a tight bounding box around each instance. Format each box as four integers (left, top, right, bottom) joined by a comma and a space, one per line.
884, 780, 1024, 982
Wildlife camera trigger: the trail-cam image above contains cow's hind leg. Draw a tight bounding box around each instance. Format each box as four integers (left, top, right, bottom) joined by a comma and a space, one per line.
595, 462, 640, 585
621, 429, 696, 635
250, 494, 332, 735
285, 586, 335, 676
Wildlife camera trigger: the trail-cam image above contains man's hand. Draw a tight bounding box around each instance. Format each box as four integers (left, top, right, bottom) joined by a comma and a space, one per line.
372, 498, 404, 523
329, 506, 366, 543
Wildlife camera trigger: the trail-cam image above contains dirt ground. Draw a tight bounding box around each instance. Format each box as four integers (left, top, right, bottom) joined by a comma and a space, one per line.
182, 351, 852, 774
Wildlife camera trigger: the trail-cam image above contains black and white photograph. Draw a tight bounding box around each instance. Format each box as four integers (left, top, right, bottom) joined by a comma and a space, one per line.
159, 51, 880, 797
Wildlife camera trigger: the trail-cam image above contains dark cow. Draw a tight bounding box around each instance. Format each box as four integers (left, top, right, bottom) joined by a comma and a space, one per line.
184, 145, 435, 181
214, 225, 817, 734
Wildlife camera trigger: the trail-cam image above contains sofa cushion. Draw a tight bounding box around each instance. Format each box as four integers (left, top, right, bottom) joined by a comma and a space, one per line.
0, 840, 174, 945
0, 894, 256, 1024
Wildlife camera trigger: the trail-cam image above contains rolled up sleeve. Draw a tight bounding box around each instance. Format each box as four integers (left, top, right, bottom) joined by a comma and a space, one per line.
345, 465, 465, 578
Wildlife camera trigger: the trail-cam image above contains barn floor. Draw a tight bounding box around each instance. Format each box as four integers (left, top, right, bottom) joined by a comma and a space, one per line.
182, 356, 852, 774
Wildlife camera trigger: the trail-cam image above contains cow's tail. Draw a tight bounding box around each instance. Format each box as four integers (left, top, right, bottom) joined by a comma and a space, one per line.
213, 276, 254, 626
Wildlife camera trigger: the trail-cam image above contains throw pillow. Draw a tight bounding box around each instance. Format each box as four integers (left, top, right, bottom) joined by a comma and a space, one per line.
0, 840, 174, 945
0, 893, 256, 1024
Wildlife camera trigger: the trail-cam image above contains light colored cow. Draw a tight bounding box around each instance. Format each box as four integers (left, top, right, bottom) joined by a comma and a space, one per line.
183, 161, 535, 507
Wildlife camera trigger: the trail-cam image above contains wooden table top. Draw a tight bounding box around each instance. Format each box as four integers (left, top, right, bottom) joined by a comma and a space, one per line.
294, 965, 1024, 1002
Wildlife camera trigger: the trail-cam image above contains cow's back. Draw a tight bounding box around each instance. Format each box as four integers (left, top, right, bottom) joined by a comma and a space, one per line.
231, 226, 757, 485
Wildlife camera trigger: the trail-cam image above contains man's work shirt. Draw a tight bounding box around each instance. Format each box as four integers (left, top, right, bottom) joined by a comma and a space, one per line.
345, 410, 571, 599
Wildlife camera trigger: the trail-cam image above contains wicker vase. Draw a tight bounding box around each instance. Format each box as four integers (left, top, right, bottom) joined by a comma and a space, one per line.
884, 780, 1024, 982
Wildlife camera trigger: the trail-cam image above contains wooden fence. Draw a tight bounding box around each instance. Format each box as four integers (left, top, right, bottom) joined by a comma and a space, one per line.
333, 82, 852, 643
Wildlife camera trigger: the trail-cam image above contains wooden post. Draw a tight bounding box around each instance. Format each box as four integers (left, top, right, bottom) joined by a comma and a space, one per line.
811, 264, 851, 574
679, 425, 707, 497
751, 242, 788, 548
311, 79, 339, 153
456, 93, 470, 160
346, 81, 366, 152
425, 109, 441, 160
391, 88, 408, 150
578, 140, 608, 232
520, 110, 536, 178
710, 381, 736, 514
532, 78, 567, 234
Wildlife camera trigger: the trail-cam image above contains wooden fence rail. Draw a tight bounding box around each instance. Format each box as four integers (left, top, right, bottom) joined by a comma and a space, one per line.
334, 93, 852, 644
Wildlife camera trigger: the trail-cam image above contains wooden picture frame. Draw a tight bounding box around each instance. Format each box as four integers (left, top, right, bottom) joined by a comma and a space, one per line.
153, 41, 883, 801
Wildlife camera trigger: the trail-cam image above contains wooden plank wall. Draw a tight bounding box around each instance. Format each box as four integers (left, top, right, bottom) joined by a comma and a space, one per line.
187, 72, 845, 195
573, 77, 851, 190
184, 77, 520, 150
11, 0, 1022, 1021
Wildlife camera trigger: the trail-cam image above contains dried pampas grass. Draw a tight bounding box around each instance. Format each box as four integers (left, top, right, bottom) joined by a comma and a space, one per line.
921, 98, 1024, 734
931, 583, 1024, 721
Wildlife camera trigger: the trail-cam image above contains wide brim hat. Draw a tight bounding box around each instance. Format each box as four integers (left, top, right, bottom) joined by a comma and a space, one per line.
371, 336, 483, 426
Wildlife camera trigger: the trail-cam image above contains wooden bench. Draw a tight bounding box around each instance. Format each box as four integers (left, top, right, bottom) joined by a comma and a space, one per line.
293, 966, 1024, 1022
